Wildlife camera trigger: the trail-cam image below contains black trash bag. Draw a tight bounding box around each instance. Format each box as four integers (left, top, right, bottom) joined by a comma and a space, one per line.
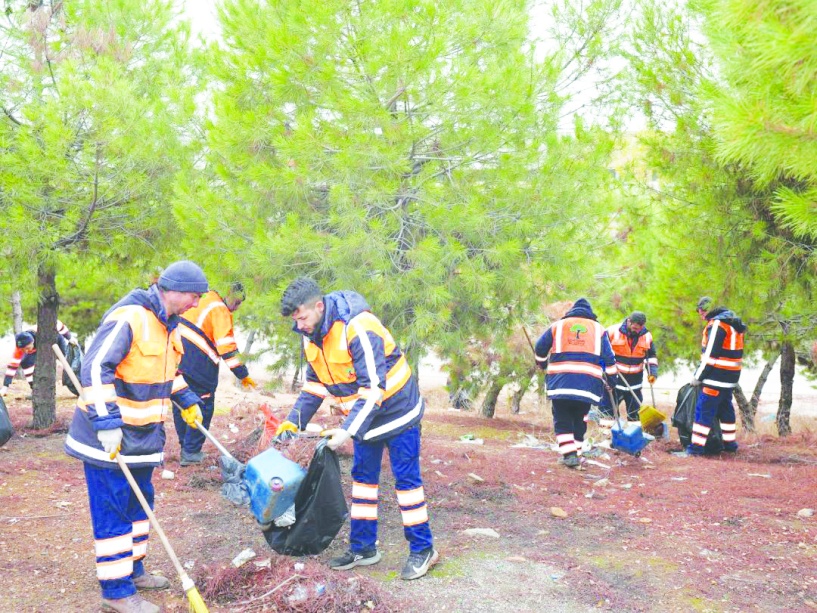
0, 396, 14, 447
673, 384, 724, 454
61, 341, 83, 397
263, 440, 348, 556
220, 456, 250, 507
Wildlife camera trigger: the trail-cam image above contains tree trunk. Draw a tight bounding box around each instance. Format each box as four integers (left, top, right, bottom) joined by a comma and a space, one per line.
733, 353, 778, 433
777, 338, 794, 437
511, 386, 524, 414
290, 344, 304, 393
12, 291, 24, 381
11, 291, 23, 333
480, 378, 503, 418
243, 328, 257, 356
32, 263, 59, 429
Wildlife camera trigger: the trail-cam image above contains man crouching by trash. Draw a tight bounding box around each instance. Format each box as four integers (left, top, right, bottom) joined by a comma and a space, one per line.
534, 298, 619, 468
275, 277, 438, 580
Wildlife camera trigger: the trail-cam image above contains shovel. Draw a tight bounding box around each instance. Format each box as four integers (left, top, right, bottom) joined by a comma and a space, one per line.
171, 400, 248, 507
606, 376, 652, 457
171, 400, 238, 462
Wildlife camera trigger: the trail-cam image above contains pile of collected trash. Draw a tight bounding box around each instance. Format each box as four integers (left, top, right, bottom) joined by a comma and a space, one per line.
199, 555, 396, 612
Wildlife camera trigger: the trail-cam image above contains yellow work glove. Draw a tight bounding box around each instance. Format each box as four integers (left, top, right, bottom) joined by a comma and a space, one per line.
240, 376, 257, 390
647, 375, 656, 384
275, 420, 298, 437
181, 404, 203, 429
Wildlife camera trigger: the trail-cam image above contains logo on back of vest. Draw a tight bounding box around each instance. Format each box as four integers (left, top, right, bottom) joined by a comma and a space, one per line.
568, 323, 588, 345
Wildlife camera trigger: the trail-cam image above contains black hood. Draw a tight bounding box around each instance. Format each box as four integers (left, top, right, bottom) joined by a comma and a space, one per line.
564, 298, 597, 321
707, 307, 746, 333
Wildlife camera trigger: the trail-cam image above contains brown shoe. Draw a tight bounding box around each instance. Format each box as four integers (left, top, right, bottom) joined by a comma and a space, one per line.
101, 594, 160, 613
133, 572, 170, 591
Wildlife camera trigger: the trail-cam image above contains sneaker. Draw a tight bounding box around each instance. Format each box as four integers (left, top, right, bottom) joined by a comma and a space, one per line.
401, 548, 439, 580
723, 442, 738, 453
133, 572, 170, 591
101, 594, 160, 613
329, 549, 382, 571
560, 452, 580, 468
180, 451, 206, 466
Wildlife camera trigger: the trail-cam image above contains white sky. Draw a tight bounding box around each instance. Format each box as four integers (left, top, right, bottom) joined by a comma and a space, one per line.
180, 0, 220, 41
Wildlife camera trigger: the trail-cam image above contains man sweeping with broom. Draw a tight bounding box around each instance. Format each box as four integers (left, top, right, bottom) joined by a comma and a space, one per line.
64, 261, 209, 613
599, 311, 659, 422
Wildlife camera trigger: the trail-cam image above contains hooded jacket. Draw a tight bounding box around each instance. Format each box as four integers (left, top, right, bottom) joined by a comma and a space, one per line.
534, 298, 619, 404
3, 321, 73, 388
65, 285, 200, 468
285, 291, 422, 443
693, 307, 746, 389
606, 319, 658, 391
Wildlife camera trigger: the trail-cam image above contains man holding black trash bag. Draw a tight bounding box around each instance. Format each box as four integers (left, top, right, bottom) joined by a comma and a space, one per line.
675, 297, 745, 457
276, 277, 438, 581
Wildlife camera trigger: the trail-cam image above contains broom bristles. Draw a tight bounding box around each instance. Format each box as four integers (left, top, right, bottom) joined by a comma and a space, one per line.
186, 586, 209, 613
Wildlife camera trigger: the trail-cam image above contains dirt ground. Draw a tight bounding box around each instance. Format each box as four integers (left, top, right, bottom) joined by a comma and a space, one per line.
0, 381, 816, 613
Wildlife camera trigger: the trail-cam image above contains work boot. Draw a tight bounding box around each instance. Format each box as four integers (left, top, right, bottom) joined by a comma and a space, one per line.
401, 548, 439, 580
560, 452, 580, 468
329, 549, 381, 571
180, 451, 206, 466
133, 572, 170, 591
100, 594, 160, 613
672, 445, 704, 458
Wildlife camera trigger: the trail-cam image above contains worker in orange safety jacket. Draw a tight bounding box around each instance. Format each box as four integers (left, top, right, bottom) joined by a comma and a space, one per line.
675, 297, 745, 457
599, 311, 659, 421
1, 321, 76, 396
275, 277, 438, 581
64, 260, 209, 613
174, 282, 256, 466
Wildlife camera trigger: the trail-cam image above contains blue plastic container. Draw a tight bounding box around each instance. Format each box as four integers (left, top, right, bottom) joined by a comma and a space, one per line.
611, 422, 653, 456
244, 446, 307, 525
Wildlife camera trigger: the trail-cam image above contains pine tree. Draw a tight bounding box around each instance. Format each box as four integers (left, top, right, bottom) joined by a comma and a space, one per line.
615, 0, 817, 435
190, 0, 624, 409
0, 1, 200, 426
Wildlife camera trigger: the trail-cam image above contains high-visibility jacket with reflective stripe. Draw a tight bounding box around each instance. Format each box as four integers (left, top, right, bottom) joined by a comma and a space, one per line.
178, 290, 248, 393
285, 291, 422, 443
606, 321, 658, 384
693, 309, 745, 389
3, 320, 73, 387
535, 314, 618, 405
64, 286, 200, 468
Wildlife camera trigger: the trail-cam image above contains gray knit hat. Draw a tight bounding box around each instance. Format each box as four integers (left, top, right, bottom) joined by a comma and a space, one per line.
158, 260, 209, 293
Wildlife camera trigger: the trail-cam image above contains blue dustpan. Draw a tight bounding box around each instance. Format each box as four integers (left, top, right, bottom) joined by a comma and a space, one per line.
606, 385, 653, 456
611, 421, 653, 456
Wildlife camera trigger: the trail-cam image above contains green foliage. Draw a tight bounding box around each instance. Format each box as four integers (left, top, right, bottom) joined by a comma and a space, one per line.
0, 0, 200, 330
693, 0, 817, 240
613, 0, 817, 374
190, 0, 624, 385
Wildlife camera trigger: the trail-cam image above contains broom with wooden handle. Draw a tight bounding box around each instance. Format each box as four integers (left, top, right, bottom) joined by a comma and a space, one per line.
53, 344, 209, 613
